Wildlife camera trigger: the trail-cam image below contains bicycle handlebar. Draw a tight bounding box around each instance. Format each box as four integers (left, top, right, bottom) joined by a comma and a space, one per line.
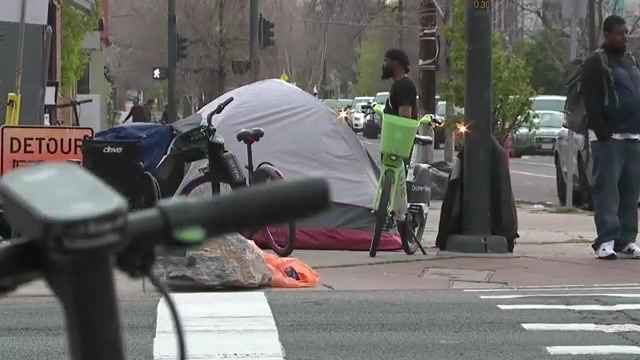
206, 97, 234, 126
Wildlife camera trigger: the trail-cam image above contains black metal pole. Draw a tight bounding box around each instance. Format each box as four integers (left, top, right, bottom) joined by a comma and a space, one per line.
462, 2, 492, 235
418, 0, 438, 164
249, 0, 259, 82
167, 0, 177, 123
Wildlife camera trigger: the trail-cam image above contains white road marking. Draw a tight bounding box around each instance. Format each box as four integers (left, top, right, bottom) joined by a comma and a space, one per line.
546, 345, 640, 355
509, 170, 555, 179
364, 141, 373, 145
153, 292, 284, 360
464, 284, 640, 292
523, 323, 640, 333
482, 293, 640, 299
510, 160, 555, 168
498, 304, 640, 311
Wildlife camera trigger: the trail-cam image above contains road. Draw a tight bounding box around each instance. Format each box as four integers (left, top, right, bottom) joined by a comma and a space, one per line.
359, 135, 558, 205
3, 284, 640, 359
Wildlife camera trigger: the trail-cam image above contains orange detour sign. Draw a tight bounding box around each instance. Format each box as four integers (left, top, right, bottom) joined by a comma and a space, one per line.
1, 126, 93, 175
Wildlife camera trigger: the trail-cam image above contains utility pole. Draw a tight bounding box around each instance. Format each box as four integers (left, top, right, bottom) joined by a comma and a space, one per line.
443, 0, 455, 163
418, 0, 438, 165
397, 0, 404, 48
443, 0, 508, 253
321, 20, 328, 99
167, 0, 177, 123
462, 0, 492, 235
249, 0, 259, 82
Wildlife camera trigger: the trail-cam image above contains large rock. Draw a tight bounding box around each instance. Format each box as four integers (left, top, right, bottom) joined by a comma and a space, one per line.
154, 233, 271, 290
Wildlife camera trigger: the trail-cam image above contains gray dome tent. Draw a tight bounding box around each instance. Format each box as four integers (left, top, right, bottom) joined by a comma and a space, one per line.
177, 79, 401, 250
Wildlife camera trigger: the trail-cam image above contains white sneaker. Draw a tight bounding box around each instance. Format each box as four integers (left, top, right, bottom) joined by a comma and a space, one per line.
619, 243, 640, 259
595, 240, 617, 260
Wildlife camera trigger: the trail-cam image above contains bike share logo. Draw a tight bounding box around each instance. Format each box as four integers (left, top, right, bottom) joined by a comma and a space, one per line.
102, 146, 123, 154
411, 184, 429, 192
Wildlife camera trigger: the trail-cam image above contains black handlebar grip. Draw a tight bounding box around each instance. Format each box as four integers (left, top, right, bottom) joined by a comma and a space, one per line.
218, 97, 234, 110
156, 178, 330, 242
207, 97, 234, 125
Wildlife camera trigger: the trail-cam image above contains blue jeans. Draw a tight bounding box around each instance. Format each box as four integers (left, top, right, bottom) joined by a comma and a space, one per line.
591, 139, 640, 250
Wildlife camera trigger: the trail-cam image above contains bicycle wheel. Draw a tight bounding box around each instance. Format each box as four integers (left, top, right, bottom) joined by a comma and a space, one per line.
402, 208, 426, 255
179, 175, 212, 196
252, 164, 296, 256
370, 170, 393, 258
261, 222, 296, 257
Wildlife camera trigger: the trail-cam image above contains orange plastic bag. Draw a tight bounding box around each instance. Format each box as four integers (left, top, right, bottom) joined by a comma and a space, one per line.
248, 241, 320, 288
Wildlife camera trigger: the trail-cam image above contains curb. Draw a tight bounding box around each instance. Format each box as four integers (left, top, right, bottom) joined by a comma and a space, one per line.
311, 252, 520, 269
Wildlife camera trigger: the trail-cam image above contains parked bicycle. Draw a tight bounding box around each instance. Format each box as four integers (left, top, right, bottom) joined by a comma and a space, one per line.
364, 103, 438, 257
179, 97, 297, 257
0, 162, 329, 360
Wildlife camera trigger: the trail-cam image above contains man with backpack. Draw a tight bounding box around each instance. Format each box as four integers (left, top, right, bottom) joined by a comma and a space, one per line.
580, 15, 640, 259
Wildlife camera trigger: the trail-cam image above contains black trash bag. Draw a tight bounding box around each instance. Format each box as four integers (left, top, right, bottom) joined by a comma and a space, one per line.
436, 136, 519, 252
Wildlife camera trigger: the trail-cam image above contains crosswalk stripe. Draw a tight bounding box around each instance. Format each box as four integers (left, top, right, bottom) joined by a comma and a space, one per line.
464, 285, 640, 293
498, 304, 640, 311
481, 293, 640, 299
153, 292, 284, 360
546, 346, 640, 355
522, 323, 640, 332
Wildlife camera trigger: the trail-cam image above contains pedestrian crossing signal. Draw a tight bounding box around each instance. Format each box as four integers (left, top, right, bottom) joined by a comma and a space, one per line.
152, 67, 168, 80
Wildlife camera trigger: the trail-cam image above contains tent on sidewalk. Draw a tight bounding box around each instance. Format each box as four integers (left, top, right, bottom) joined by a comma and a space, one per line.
176, 79, 401, 250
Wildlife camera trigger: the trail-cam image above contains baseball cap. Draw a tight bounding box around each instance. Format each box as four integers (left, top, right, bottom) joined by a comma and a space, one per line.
384, 48, 410, 73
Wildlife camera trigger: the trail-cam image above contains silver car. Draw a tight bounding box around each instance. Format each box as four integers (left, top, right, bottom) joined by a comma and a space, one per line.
511, 111, 564, 156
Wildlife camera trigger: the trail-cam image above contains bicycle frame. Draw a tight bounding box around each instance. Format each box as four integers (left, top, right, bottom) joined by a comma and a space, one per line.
373, 153, 409, 221
204, 129, 246, 189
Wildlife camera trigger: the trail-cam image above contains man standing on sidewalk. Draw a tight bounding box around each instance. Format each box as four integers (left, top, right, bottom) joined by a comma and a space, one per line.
581, 15, 640, 259
381, 48, 418, 121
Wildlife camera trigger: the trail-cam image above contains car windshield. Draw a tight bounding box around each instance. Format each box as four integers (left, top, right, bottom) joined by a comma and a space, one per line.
322, 99, 341, 111
536, 112, 564, 128
338, 99, 352, 108
354, 103, 367, 112
374, 94, 388, 105
531, 98, 565, 112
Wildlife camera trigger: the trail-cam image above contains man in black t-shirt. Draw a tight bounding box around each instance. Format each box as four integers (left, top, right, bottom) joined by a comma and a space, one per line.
381, 48, 418, 120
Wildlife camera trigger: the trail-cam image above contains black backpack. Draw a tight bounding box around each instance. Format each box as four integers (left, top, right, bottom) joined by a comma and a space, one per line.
564, 49, 638, 133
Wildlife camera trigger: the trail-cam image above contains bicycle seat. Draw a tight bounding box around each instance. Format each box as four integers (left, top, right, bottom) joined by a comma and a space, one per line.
237, 128, 265, 144
414, 135, 433, 146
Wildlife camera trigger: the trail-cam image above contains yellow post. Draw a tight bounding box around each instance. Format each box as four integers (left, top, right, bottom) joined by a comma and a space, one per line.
5, 93, 21, 126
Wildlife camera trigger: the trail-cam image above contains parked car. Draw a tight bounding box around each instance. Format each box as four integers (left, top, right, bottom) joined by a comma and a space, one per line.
363, 92, 388, 139
554, 121, 593, 209
511, 111, 564, 157
349, 102, 369, 132
348, 96, 374, 129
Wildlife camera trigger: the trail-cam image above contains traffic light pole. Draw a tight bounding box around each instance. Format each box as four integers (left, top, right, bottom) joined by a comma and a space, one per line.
167, 0, 177, 123
443, 1, 507, 253
249, 0, 259, 82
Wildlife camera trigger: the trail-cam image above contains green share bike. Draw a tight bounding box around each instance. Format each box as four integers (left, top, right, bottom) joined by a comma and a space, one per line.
365, 104, 437, 257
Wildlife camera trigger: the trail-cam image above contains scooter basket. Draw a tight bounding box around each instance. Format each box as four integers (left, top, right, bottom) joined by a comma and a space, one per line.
380, 114, 419, 158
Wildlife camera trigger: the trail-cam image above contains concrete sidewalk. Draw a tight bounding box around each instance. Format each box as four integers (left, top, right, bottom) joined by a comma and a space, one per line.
287, 204, 636, 290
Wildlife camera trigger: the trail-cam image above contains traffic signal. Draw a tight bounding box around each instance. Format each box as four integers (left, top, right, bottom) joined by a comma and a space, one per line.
152, 67, 168, 80
259, 14, 275, 49
176, 34, 188, 61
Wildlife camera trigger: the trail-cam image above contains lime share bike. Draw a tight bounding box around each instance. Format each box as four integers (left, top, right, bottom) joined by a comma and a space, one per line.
179, 97, 296, 256
0, 162, 329, 360
366, 104, 436, 257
